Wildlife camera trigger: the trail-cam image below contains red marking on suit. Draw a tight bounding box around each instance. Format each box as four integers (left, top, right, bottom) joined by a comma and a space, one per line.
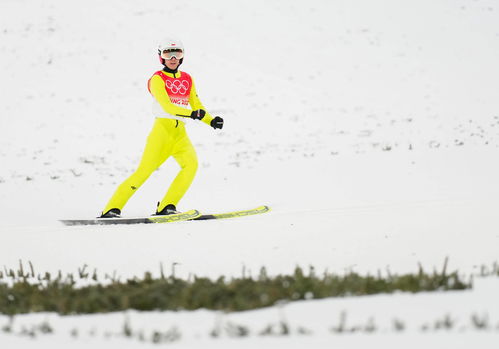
148, 71, 192, 108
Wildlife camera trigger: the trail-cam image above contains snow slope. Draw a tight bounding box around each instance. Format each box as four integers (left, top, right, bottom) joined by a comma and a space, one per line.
1, 0, 499, 347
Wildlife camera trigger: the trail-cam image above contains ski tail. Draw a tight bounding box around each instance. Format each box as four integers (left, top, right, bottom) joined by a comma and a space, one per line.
60, 209, 201, 226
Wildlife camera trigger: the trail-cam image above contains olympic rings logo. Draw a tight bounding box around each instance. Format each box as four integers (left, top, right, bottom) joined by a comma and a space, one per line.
165, 80, 190, 95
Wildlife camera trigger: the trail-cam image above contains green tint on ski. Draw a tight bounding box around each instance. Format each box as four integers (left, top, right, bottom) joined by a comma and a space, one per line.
60, 209, 201, 226
193, 205, 270, 221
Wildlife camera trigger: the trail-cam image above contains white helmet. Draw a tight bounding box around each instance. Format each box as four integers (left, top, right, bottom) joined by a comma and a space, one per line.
157, 38, 184, 66
158, 38, 184, 54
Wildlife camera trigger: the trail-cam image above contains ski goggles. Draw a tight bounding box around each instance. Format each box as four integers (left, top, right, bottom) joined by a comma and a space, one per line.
161, 49, 184, 60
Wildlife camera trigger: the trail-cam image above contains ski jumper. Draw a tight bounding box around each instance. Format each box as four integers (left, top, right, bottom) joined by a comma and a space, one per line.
102, 70, 215, 214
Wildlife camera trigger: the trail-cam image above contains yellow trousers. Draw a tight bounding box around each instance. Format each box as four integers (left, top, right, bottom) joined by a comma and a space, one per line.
102, 118, 198, 214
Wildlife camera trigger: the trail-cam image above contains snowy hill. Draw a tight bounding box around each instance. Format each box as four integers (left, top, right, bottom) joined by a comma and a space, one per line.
1, 0, 499, 347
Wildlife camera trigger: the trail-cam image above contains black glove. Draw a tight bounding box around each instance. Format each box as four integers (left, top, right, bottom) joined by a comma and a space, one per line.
189, 109, 206, 120
210, 116, 224, 129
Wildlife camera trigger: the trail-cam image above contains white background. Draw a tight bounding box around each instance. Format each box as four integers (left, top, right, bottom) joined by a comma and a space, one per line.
0, 0, 498, 347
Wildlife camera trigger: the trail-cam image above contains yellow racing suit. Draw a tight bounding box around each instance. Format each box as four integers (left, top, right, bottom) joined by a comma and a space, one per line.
102, 70, 214, 214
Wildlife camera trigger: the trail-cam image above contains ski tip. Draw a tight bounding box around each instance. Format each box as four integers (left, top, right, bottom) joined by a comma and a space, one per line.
194, 205, 270, 221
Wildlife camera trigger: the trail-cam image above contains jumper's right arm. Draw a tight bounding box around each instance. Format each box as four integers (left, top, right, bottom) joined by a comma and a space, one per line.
149, 74, 193, 117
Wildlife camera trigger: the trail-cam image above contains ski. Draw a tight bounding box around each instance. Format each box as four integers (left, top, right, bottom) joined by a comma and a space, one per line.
193, 205, 270, 221
60, 209, 201, 226
60, 206, 270, 226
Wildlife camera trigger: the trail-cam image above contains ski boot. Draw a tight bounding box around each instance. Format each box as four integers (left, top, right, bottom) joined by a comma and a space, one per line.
155, 203, 179, 216
100, 208, 121, 218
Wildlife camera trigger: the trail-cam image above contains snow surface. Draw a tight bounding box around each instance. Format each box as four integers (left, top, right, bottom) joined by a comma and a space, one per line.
1, 277, 499, 348
1, 0, 499, 347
